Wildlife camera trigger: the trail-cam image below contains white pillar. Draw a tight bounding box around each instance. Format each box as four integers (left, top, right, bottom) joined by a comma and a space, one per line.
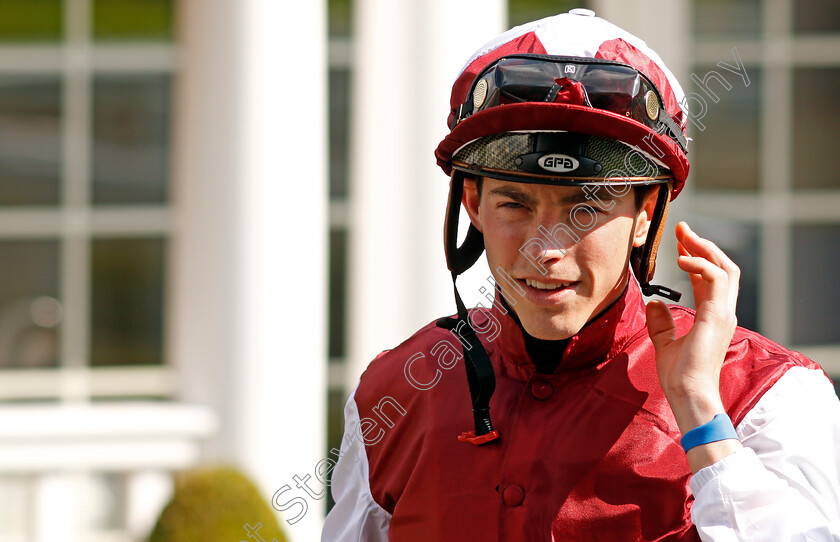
171, 0, 243, 461
126, 471, 172, 541
33, 474, 82, 542
173, 1, 328, 541
347, 0, 506, 385
236, 0, 328, 539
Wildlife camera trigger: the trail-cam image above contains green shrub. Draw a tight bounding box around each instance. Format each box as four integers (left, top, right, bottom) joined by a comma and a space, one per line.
148, 466, 287, 542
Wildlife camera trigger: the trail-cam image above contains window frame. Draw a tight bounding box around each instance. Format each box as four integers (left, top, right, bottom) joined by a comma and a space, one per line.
0, 0, 177, 400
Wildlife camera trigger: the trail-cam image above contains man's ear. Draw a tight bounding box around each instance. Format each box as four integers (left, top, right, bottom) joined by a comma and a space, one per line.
632, 186, 659, 247
462, 176, 484, 233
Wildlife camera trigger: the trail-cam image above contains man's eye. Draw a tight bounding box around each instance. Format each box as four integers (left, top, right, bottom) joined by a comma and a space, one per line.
500, 201, 524, 209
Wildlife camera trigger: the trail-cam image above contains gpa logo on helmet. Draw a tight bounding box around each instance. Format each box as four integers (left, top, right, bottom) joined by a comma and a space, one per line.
537, 154, 579, 173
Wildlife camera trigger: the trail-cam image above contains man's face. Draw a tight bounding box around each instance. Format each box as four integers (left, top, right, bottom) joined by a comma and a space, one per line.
462, 177, 656, 340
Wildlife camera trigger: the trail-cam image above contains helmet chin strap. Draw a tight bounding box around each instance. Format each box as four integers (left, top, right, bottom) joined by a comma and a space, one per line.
632, 183, 682, 302
439, 170, 499, 445
436, 273, 500, 445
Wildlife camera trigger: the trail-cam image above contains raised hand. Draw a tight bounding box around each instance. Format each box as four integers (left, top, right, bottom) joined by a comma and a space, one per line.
645, 221, 744, 472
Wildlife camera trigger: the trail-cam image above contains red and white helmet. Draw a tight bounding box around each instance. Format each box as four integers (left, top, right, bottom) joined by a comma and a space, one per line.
436, 8, 689, 189
435, 10, 690, 445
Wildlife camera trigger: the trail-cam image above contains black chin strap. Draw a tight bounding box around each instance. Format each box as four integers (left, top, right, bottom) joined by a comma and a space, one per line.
633, 183, 682, 302
437, 275, 499, 445
438, 171, 499, 445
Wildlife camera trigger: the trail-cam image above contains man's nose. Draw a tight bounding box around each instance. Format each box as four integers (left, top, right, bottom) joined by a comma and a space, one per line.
518, 218, 580, 273
536, 216, 581, 255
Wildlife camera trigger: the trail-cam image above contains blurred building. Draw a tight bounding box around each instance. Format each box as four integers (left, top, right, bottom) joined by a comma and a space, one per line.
0, 0, 329, 541
0, 0, 837, 541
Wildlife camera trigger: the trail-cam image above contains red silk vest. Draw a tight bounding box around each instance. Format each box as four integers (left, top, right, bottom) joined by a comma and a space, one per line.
351, 278, 820, 541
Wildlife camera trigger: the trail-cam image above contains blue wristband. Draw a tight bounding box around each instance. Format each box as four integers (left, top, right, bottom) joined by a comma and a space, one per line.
680, 413, 738, 453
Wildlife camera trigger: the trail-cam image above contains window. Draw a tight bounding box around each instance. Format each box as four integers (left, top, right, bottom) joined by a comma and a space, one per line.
0, 0, 176, 539
691, 0, 840, 385
0, 0, 175, 399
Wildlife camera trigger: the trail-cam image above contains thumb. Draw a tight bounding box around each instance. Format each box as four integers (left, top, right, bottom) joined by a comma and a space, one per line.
646, 300, 676, 354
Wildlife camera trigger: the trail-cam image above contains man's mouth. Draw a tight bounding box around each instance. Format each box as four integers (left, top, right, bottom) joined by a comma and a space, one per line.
525, 278, 575, 291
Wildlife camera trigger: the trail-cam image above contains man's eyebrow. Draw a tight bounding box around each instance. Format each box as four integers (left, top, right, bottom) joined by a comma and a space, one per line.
487, 186, 537, 205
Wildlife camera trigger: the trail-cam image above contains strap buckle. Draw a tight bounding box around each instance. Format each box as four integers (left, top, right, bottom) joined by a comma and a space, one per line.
641, 282, 682, 301
458, 430, 500, 446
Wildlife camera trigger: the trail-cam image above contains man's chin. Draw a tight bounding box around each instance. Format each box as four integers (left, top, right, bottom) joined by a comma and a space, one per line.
518, 314, 583, 341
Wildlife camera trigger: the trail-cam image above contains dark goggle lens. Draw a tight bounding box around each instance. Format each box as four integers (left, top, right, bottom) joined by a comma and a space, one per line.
471, 57, 660, 129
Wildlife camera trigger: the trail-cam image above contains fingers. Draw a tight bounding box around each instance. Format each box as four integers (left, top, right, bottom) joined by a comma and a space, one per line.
677, 240, 690, 258
646, 299, 677, 355
677, 255, 731, 314
676, 222, 740, 276
677, 239, 705, 305
676, 222, 724, 263
675, 222, 740, 312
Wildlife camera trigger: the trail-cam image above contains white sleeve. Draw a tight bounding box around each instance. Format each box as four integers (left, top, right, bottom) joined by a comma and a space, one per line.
690, 366, 840, 541
322, 386, 391, 542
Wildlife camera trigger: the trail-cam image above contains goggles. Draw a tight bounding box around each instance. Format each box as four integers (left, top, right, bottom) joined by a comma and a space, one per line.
452, 55, 687, 153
